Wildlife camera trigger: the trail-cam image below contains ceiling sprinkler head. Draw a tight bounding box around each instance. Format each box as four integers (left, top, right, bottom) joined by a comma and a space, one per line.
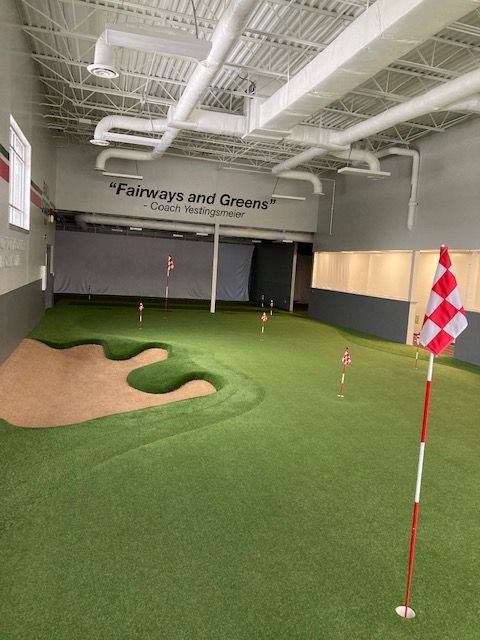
86, 63, 119, 79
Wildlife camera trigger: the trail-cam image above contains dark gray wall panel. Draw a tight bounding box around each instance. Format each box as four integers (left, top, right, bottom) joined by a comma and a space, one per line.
0, 280, 44, 363
250, 243, 294, 310
309, 288, 409, 343
454, 311, 480, 366
54, 231, 253, 301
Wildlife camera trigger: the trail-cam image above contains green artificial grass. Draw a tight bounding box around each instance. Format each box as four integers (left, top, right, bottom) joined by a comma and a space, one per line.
1, 298, 479, 640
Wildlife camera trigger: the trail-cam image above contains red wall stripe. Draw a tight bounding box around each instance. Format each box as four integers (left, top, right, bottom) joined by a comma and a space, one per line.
31, 189, 42, 209
0, 158, 9, 182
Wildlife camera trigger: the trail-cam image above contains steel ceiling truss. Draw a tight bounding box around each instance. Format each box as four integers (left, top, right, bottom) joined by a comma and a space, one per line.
14, 0, 480, 169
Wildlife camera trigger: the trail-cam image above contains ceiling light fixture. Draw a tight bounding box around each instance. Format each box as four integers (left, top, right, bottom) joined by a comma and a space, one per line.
195, 232, 209, 236
129, 226, 142, 231
173, 233, 184, 238
271, 193, 306, 201
102, 172, 143, 180
337, 167, 391, 179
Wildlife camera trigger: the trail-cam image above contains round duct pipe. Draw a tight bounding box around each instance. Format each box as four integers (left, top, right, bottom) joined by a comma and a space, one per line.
74, 214, 314, 243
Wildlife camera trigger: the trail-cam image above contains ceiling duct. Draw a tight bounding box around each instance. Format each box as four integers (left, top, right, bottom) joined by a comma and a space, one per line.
87, 24, 212, 79
252, 0, 480, 134
74, 214, 314, 243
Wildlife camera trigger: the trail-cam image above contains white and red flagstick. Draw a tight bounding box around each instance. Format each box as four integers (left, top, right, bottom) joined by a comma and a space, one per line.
270, 299, 274, 316
414, 333, 420, 369
337, 347, 351, 398
139, 301, 144, 324
396, 246, 468, 620
164, 254, 174, 318
260, 311, 268, 335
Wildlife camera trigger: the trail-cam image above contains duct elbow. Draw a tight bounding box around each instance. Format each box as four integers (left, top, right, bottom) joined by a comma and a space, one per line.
277, 170, 324, 195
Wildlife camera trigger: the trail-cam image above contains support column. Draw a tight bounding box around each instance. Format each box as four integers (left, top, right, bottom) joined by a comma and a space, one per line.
406, 250, 418, 344
289, 242, 298, 312
210, 223, 220, 313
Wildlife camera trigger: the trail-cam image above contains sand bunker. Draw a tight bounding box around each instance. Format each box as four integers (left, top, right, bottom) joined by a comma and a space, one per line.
0, 339, 216, 428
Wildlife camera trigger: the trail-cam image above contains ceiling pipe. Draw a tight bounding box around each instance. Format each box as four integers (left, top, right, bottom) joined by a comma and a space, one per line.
91, 116, 168, 146
446, 94, 480, 113
277, 171, 324, 195
94, 0, 257, 168
332, 149, 381, 172
95, 148, 155, 171
376, 147, 420, 230
74, 214, 314, 243
272, 66, 480, 173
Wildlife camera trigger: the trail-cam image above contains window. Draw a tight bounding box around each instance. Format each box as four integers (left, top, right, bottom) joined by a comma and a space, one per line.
9, 116, 31, 231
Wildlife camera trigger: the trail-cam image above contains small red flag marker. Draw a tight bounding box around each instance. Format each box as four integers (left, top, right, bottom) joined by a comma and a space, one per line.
396, 246, 468, 620
413, 333, 420, 369
260, 311, 268, 335
164, 255, 174, 318
337, 347, 351, 398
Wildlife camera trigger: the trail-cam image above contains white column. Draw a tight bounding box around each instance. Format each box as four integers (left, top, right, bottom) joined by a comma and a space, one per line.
210, 223, 220, 313
289, 242, 298, 312
406, 250, 418, 344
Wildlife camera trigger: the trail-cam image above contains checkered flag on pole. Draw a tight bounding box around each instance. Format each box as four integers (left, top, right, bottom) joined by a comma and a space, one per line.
396, 246, 468, 620
167, 255, 174, 275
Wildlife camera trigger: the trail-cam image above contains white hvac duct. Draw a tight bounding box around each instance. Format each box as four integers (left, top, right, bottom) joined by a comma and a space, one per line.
376, 147, 420, 230
91, 116, 169, 146
446, 94, 480, 113
91, 111, 246, 146
74, 213, 314, 243
255, 0, 480, 133
332, 149, 381, 173
94, 0, 257, 168
272, 66, 480, 173
277, 171, 324, 195
87, 33, 118, 79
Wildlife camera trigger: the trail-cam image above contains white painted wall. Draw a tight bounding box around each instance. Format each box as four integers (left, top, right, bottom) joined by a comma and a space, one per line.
56, 144, 320, 233
315, 116, 480, 252
0, 0, 57, 297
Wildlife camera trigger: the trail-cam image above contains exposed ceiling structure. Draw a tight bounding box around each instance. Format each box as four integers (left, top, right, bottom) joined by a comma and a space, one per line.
15, 0, 480, 175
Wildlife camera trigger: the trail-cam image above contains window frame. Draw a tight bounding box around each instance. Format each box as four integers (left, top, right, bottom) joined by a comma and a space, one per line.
8, 115, 31, 232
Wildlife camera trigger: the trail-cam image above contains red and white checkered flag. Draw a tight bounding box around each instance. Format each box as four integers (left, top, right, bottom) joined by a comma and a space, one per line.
261, 312, 268, 323
342, 349, 351, 366
419, 246, 468, 355
167, 255, 174, 274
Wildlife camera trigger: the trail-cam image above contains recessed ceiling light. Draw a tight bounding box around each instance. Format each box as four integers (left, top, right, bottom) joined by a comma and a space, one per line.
129, 226, 142, 231
196, 232, 209, 236
173, 233, 183, 238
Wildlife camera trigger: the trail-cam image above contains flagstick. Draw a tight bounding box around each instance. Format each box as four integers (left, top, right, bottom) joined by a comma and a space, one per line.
415, 344, 419, 369
164, 269, 169, 319
396, 350, 435, 620
337, 363, 346, 398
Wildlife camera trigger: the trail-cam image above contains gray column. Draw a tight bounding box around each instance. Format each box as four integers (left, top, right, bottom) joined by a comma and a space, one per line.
289, 242, 298, 312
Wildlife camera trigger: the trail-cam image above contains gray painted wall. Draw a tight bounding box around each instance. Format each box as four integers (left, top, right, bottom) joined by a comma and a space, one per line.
0, 280, 44, 362
0, 0, 57, 362
455, 311, 480, 366
315, 117, 480, 252
56, 144, 319, 233
309, 289, 410, 343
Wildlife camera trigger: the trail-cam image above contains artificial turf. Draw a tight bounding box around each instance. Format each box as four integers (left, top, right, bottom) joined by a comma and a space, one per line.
0, 298, 479, 640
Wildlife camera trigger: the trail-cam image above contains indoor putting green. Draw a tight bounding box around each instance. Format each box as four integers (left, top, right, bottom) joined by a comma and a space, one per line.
0, 298, 479, 640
